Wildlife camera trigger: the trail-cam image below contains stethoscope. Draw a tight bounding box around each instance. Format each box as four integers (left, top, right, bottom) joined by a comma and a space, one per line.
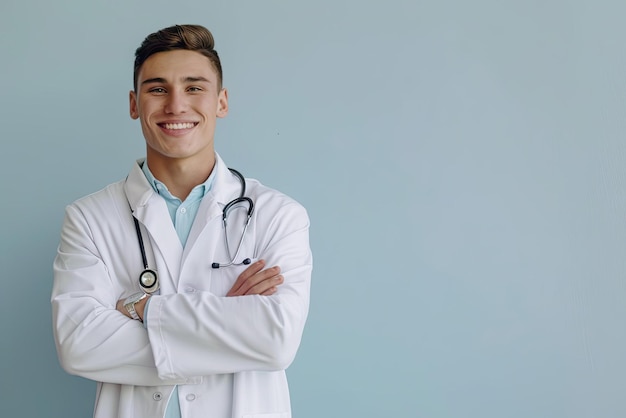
131, 168, 254, 294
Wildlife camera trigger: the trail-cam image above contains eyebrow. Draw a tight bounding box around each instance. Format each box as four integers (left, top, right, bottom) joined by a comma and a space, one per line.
184, 76, 211, 83
141, 76, 212, 86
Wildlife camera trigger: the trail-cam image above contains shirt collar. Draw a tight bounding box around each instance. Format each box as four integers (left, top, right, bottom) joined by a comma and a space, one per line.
140, 160, 216, 202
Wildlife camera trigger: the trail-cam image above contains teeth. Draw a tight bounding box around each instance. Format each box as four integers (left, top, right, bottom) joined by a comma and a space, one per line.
163, 122, 195, 130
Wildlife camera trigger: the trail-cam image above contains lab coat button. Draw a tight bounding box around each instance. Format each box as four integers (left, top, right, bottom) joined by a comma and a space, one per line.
185, 287, 196, 293
153, 392, 163, 401
186, 394, 196, 402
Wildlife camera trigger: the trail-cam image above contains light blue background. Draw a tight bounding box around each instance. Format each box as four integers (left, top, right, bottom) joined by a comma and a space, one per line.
2, 1, 626, 417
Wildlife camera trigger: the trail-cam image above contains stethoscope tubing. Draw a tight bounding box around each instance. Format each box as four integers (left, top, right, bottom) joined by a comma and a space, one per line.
211, 169, 254, 268
212, 212, 252, 269
133, 215, 149, 271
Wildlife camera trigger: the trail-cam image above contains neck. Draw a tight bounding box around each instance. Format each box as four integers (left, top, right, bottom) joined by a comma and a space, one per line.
146, 153, 216, 201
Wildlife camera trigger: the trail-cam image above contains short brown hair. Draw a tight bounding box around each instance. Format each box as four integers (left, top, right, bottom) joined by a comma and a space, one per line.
133, 24, 223, 91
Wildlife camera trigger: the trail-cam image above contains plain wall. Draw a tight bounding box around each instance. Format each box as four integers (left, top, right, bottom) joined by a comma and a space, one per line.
2, 0, 626, 417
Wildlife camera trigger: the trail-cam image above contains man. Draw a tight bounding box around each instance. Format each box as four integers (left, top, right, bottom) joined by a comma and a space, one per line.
52, 24, 312, 418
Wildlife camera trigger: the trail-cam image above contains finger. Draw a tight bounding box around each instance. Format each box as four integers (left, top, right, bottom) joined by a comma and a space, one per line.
228, 262, 267, 296
244, 274, 283, 296
235, 267, 281, 296
227, 260, 266, 296
261, 286, 278, 296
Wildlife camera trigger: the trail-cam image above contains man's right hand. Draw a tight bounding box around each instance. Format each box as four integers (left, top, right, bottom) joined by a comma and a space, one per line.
226, 260, 283, 297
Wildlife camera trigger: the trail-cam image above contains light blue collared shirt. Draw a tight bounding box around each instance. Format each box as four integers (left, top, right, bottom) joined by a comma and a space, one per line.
141, 160, 215, 418
141, 161, 216, 246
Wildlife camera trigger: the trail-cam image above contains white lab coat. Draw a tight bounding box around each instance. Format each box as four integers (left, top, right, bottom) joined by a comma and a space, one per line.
51, 154, 312, 418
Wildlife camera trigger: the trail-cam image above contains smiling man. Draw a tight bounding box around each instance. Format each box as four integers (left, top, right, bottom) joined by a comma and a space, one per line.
52, 25, 312, 418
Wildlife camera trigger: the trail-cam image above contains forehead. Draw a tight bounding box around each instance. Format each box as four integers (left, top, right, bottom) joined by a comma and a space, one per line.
137, 50, 218, 83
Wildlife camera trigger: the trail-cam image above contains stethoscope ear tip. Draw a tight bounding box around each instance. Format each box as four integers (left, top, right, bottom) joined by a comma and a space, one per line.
211, 263, 220, 269
243, 258, 251, 265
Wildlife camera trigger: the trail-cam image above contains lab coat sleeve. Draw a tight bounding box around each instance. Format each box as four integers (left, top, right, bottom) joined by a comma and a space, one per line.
51, 204, 199, 387
145, 201, 312, 380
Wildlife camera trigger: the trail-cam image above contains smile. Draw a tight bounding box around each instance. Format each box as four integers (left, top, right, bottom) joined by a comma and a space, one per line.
160, 122, 198, 130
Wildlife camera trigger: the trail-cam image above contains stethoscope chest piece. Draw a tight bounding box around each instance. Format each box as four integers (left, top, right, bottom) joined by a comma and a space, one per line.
132, 214, 160, 294
139, 269, 159, 293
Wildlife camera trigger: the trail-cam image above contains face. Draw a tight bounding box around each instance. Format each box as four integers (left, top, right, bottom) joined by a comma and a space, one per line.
129, 50, 228, 167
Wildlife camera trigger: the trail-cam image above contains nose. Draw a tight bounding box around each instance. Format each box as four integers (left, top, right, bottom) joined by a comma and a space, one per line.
164, 90, 187, 114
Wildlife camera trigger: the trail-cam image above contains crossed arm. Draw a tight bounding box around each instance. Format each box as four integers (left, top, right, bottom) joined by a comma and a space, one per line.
116, 260, 284, 320
53, 199, 311, 385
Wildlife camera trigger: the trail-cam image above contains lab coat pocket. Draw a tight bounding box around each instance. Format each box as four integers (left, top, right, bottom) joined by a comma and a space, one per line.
242, 413, 290, 418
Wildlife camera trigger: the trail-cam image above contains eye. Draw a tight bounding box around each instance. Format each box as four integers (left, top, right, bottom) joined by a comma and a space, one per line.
187, 86, 203, 92
148, 87, 167, 94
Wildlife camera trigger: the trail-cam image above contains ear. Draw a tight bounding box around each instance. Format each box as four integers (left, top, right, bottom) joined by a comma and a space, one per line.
129, 90, 139, 120
217, 88, 229, 118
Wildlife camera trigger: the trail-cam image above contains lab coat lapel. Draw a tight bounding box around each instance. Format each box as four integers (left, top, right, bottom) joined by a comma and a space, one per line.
184, 154, 242, 256
124, 160, 183, 283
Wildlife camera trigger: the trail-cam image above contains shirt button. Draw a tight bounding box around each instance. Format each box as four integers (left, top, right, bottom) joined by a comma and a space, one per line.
186, 394, 196, 402
180, 207, 187, 214
153, 392, 163, 401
